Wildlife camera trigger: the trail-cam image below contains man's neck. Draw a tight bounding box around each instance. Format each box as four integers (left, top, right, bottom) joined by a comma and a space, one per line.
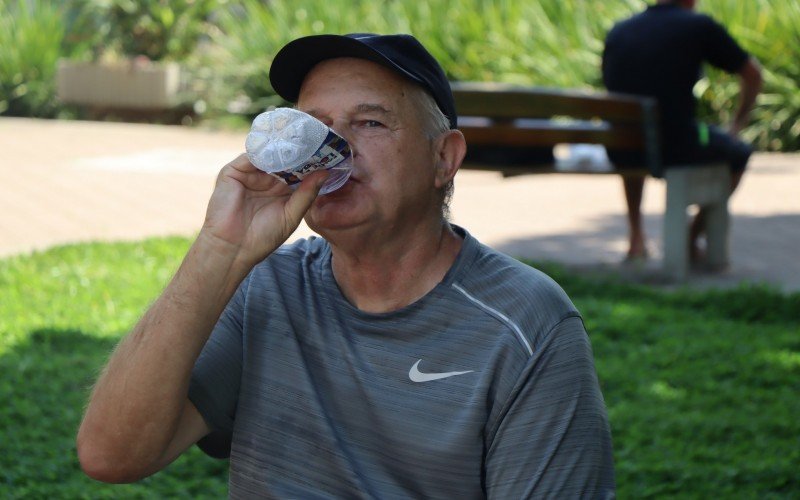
328, 220, 463, 314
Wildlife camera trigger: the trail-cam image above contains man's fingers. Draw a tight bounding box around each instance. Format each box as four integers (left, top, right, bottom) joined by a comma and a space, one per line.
217, 153, 255, 181
227, 153, 257, 172
219, 153, 291, 193
284, 170, 330, 223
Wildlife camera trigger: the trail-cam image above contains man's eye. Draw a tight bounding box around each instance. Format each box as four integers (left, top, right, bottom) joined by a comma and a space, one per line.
362, 120, 383, 128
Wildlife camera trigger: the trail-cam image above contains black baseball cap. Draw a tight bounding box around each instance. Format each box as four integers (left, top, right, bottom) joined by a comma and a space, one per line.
269, 33, 457, 129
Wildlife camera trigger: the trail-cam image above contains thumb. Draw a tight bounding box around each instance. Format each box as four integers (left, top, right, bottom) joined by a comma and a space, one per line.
283, 170, 330, 223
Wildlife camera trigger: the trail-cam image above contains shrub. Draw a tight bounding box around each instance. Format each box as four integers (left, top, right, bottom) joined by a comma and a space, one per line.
81, 0, 221, 62
695, 0, 800, 151
3, 0, 799, 150
0, 0, 75, 117
207, 0, 799, 151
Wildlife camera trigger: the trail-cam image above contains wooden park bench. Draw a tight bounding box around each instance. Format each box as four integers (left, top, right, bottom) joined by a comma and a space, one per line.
453, 81, 731, 281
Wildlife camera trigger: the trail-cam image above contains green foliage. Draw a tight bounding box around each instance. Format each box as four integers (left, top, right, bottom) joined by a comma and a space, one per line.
208, 0, 799, 149
2, 0, 799, 147
0, 0, 77, 117
695, 0, 800, 151
82, 0, 221, 61
205, 0, 641, 118
1, 238, 799, 497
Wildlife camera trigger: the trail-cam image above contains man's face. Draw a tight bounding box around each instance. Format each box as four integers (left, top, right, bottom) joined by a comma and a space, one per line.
297, 57, 444, 237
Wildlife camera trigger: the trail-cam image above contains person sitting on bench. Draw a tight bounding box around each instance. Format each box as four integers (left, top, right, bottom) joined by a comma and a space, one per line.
602, 0, 762, 262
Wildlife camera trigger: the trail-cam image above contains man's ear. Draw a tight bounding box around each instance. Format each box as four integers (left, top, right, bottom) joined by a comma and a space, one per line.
434, 129, 466, 189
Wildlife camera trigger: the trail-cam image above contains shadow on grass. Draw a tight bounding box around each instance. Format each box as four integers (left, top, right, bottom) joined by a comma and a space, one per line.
0, 328, 227, 498
1, 313, 797, 497
531, 265, 800, 497
1, 233, 797, 497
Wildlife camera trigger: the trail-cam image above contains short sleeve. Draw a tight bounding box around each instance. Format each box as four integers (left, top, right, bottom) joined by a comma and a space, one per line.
188, 279, 247, 458
701, 15, 749, 73
484, 316, 615, 498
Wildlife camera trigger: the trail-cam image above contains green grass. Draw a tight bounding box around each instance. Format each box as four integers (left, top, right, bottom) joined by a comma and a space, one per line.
1, 238, 799, 497
0, 238, 228, 498
538, 263, 800, 498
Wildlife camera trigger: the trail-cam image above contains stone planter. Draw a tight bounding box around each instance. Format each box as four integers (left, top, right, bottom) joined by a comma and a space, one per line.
57, 59, 181, 110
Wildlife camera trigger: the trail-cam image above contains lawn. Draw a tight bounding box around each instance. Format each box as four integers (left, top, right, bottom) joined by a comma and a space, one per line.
1, 237, 798, 498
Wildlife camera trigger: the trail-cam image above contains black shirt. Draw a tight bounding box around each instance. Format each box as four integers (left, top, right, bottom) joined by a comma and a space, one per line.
602, 3, 749, 160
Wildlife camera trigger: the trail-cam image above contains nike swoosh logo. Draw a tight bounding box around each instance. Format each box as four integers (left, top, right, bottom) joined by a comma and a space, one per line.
408, 359, 474, 383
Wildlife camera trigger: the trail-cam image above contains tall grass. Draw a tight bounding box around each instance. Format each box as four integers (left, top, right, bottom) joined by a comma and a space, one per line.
0, 0, 70, 116
209, 0, 799, 151
1, 0, 798, 150
206, 0, 643, 116
696, 0, 800, 150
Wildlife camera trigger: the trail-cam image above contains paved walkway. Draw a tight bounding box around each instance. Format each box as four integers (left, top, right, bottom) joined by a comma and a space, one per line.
1, 117, 798, 292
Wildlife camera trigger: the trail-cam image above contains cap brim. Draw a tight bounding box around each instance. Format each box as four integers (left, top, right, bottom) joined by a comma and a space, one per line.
269, 34, 423, 103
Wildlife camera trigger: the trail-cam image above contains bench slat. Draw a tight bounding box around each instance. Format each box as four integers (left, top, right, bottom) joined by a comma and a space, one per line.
452, 82, 652, 122
448, 82, 726, 282
459, 162, 649, 176
459, 122, 645, 150
452, 82, 661, 174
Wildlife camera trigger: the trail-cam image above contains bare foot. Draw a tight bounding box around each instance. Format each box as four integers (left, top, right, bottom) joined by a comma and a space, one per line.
623, 247, 649, 265
690, 236, 706, 264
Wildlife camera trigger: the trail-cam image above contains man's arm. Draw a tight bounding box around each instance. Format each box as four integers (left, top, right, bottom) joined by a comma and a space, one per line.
730, 56, 763, 137
76, 155, 328, 483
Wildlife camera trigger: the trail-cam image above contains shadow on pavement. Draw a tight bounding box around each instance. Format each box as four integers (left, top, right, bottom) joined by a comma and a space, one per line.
494, 213, 800, 292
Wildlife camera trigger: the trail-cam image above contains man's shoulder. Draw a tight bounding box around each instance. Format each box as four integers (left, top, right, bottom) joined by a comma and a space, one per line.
468, 255, 574, 313
463, 243, 562, 295
453, 240, 581, 347
658, 7, 725, 34
613, 5, 712, 30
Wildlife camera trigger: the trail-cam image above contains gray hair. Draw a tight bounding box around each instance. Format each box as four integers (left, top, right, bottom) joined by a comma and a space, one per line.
417, 88, 451, 139
413, 87, 455, 220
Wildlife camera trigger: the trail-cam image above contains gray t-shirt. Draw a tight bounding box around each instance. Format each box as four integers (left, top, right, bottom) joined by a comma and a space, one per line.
189, 226, 615, 498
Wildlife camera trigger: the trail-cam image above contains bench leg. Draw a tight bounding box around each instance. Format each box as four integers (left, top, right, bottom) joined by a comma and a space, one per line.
663, 165, 730, 282
704, 200, 730, 271
664, 173, 690, 282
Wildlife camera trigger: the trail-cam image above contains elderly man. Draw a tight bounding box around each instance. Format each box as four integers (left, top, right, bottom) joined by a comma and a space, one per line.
77, 33, 615, 497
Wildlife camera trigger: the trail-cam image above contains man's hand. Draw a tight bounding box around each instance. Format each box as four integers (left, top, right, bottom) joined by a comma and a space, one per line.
201, 153, 329, 267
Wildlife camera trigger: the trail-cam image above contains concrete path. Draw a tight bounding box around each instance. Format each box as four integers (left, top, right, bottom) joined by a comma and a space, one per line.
1, 117, 798, 292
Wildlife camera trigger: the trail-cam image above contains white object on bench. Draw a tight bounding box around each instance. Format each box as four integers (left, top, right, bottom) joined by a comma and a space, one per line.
554, 144, 614, 172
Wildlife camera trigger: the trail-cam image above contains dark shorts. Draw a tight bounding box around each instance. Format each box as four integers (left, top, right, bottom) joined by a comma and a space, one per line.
608, 124, 752, 177
690, 124, 751, 174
